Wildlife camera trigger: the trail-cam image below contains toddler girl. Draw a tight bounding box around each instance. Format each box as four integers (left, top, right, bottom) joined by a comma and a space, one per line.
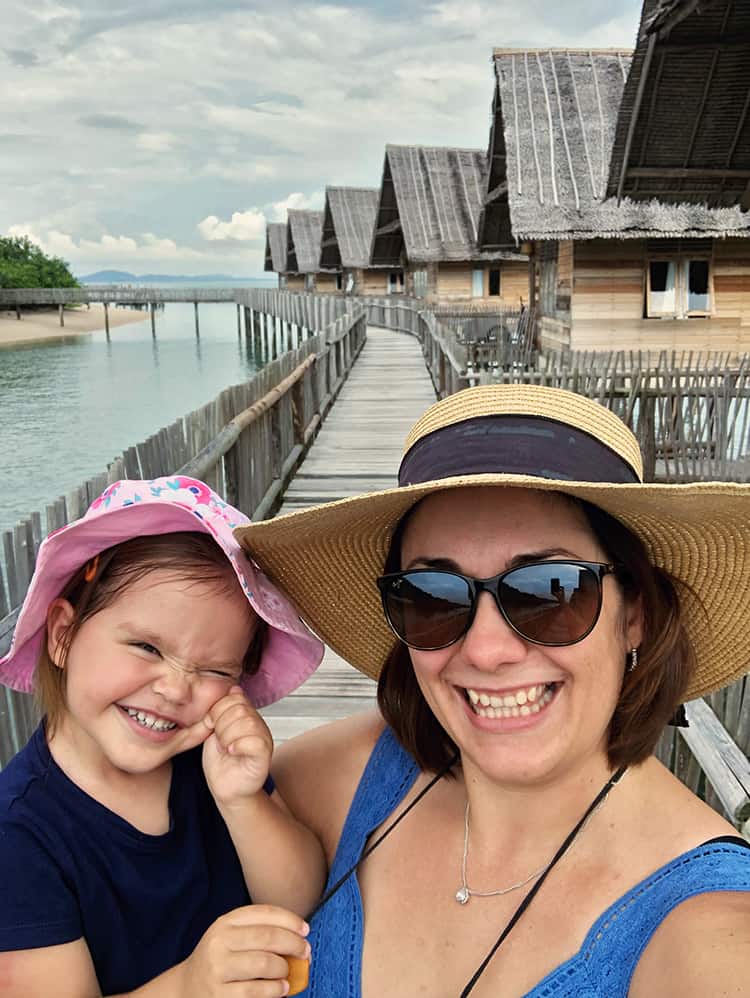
0, 476, 326, 997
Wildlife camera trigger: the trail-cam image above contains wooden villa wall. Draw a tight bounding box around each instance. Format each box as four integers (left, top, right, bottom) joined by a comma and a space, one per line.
315, 273, 340, 294
499, 261, 531, 309
430, 262, 530, 307
714, 240, 750, 330
534, 239, 750, 354
286, 275, 305, 291
357, 269, 391, 295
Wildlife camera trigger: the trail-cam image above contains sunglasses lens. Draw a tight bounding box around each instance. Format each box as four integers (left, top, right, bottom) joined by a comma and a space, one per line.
382, 572, 473, 649
500, 563, 601, 645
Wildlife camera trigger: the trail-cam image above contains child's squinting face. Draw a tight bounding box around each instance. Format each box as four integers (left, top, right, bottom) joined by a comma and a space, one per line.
47, 569, 258, 783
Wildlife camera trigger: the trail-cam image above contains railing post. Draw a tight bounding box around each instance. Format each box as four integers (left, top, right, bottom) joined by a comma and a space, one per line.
641, 394, 657, 482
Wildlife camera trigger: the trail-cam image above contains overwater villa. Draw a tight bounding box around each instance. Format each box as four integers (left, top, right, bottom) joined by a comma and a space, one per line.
481, 0, 750, 352
370, 144, 529, 307
285, 209, 338, 293
319, 186, 400, 295
264, 223, 288, 290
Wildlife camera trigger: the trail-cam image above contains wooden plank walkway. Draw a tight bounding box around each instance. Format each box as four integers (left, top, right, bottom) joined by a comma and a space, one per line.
260, 326, 436, 741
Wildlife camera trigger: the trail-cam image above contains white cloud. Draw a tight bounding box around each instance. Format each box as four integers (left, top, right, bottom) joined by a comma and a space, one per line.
268, 191, 324, 222
136, 131, 178, 153
10, 224, 204, 263
202, 161, 278, 182
197, 209, 267, 242
429, 1, 483, 27
1, 0, 642, 275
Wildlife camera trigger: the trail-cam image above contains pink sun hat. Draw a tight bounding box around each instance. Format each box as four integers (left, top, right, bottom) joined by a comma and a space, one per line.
0, 476, 323, 707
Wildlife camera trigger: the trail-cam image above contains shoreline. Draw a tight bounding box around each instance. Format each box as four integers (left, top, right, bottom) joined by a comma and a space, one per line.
0, 304, 148, 347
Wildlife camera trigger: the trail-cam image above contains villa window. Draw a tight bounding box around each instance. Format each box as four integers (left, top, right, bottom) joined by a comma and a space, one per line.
488, 269, 501, 297
388, 270, 405, 294
336, 273, 343, 291
412, 269, 428, 297
472, 268, 484, 297
304, 274, 314, 292
647, 259, 711, 318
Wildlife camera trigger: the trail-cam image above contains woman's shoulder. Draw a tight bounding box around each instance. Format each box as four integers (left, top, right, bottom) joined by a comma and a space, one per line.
629, 857, 750, 997
271, 709, 387, 857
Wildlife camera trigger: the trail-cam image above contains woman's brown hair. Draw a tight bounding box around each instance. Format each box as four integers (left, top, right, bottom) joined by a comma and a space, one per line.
37, 532, 267, 735
377, 492, 696, 773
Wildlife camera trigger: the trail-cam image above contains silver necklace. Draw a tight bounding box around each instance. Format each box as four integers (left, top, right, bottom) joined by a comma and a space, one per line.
455, 771, 627, 905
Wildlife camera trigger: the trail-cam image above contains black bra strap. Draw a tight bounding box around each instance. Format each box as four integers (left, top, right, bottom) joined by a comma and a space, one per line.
305, 751, 460, 921
701, 835, 750, 849
460, 765, 628, 997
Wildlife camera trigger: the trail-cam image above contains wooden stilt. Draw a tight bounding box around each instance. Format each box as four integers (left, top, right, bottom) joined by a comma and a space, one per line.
104, 302, 110, 340
237, 303, 242, 337
58, 304, 64, 327
194, 302, 200, 337
15, 304, 21, 320
150, 302, 156, 337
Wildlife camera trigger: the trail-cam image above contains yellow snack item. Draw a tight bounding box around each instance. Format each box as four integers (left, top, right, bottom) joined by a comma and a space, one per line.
286, 955, 310, 995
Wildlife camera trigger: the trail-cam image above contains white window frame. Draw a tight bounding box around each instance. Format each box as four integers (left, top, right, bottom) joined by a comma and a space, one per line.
646, 257, 712, 319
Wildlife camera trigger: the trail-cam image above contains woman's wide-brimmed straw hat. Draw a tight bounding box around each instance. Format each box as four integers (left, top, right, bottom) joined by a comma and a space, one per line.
235, 383, 750, 701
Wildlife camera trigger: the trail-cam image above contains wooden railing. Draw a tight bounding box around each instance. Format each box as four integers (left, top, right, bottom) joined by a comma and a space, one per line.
0, 300, 366, 767
2, 288, 748, 839
367, 302, 750, 836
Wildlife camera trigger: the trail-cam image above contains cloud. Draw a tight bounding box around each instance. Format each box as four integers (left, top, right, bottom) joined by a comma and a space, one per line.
202, 161, 278, 181
5, 48, 39, 67
268, 192, 324, 222
79, 113, 141, 130
136, 131, 178, 152
197, 209, 267, 242
0, 0, 643, 276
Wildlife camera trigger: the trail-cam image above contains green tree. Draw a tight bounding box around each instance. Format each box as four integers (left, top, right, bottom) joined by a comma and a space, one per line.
0, 235, 79, 289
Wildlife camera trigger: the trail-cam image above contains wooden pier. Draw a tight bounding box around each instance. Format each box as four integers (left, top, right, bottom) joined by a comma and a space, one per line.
0, 288, 748, 835
260, 326, 435, 741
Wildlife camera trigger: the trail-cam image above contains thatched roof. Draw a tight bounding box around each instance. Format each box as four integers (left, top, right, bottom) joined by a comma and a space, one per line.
641, 0, 726, 37
286, 210, 333, 274
484, 47, 750, 240
264, 223, 287, 273
372, 144, 526, 265
607, 0, 750, 209
319, 187, 381, 269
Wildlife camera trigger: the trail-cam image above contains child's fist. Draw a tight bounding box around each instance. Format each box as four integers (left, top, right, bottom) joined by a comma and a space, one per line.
202, 687, 273, 807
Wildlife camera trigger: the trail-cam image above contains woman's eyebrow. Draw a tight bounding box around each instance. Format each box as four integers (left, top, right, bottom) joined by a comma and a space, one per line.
405, 548, 583, 573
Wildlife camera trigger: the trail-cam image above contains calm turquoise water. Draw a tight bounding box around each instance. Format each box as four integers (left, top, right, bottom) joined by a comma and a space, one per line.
0, 302, 269, 534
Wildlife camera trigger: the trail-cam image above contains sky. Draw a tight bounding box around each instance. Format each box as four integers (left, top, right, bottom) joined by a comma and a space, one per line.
2, 0, 642, 277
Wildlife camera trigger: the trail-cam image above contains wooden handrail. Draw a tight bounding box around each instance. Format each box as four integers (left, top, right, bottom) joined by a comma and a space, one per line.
177, 355, 317, 481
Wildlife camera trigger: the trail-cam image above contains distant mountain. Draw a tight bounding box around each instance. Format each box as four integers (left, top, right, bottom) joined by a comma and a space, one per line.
79, 270, 272, 284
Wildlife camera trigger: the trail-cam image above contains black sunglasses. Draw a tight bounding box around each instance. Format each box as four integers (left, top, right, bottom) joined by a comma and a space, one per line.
377, 560, 617, 651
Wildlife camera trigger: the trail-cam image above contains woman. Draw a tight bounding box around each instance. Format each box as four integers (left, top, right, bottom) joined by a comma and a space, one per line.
236, 383, 750, 997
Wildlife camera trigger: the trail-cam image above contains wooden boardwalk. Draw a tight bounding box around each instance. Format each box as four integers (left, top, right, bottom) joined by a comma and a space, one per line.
260, 326, 436, 742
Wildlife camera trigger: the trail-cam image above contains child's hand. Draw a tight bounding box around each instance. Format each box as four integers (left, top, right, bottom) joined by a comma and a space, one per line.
202, 687, 274, 809
179, 904, 310, 998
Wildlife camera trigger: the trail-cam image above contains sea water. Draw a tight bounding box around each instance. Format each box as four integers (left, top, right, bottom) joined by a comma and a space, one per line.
0, 302, 267, 534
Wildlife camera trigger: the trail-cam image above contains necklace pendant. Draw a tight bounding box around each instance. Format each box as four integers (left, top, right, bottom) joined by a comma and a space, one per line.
455, 886, 470, 904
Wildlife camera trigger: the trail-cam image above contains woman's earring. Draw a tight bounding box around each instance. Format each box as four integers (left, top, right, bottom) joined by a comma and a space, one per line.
628, 647, 639, 672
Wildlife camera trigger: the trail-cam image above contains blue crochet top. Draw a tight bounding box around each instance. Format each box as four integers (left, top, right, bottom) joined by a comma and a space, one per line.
305, 726, 750, 997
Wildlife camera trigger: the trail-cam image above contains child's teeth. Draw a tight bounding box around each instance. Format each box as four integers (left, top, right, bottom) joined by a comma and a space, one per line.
125, 707, 176, 731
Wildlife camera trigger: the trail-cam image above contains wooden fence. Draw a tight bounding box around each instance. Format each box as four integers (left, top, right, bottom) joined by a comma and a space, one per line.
0, 298, 366, 768
1, 288, 748, 838
368, 298, 750, 837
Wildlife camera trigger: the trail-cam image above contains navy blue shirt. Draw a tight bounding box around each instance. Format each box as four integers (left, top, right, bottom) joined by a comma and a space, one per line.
0, 723, 252, 994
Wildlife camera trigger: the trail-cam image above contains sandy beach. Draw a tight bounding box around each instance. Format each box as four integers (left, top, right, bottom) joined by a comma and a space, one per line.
0, 304, 148, 347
